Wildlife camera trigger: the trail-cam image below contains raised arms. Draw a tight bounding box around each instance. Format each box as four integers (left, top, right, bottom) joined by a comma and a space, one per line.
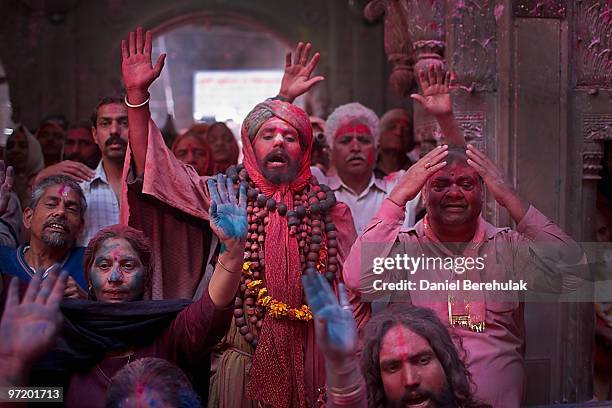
411, 64, 466, 146
121, 27, 166, 177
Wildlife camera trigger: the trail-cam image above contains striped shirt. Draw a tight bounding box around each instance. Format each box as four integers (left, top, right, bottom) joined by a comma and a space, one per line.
78, 160, 120, 246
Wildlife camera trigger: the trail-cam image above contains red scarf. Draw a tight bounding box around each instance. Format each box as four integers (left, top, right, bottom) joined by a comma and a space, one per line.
242, 100, 313, 408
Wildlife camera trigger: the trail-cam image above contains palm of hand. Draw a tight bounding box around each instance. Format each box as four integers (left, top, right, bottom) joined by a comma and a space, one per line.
317, 305, 357, 357
282, 67, 311, 97
211, 202, 247, 241
421, 88, 452, 116
0, 304, 59, 364
122, 56, 157, 90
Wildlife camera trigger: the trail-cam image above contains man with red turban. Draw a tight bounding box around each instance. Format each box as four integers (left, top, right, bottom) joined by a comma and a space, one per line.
119, 27, 367, 407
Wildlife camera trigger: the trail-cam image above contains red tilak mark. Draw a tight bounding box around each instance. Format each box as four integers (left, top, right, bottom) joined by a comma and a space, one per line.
334, 123, 372, 140
59, 185, 71, 197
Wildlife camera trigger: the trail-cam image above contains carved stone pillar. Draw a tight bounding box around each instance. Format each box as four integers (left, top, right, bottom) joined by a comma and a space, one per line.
365, 0, 605, 403
364, 0, 415, 99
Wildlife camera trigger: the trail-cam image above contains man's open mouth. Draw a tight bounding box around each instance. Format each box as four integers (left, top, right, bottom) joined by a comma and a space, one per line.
266, 154, 288, 168
403, 394, 430, 407
45, 222, 68, 232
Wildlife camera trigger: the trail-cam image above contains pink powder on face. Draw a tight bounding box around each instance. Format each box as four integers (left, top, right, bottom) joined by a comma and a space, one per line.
110, 249, 122, 260
59, 184, 71, 197
334, 123, 372, 142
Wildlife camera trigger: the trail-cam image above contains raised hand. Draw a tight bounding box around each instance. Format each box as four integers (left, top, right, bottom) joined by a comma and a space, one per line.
466, 144, 529, 222
64, 276, 87, 299
410, 63, 453, 118
278, 42, 325, 103
207, 174, 247, 249
121, 27, 166, 94
0, 160, 14, 217
34, 160, 94, 185
0, 269, 67, 380
388, 145, 449, 206
302, 269, 357, 362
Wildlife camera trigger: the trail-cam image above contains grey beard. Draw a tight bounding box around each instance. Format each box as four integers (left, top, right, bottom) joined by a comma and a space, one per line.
41, 231, 72, 248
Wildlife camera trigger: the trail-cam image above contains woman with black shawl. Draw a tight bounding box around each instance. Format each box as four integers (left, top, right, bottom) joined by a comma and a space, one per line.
31, 174, 246, 407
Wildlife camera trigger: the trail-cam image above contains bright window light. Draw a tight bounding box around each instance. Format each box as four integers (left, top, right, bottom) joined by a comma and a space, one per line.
193, 70, 284, 123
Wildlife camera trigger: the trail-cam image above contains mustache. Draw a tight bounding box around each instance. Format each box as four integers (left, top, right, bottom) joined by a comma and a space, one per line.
347, 153, 366, 161
105, 136, 127, 148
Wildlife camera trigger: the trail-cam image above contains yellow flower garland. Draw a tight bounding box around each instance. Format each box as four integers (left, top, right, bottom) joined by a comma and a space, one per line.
243, 262, 314, 322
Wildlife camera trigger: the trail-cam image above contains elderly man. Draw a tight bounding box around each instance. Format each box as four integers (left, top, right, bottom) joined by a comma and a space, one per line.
302, 269, 491, 408
35, 97, 130, 246
119, 28, 365, 408
312, 66, 465, 237
0, 171, 87, 298
343, 138, 583, 406
310, 102, 417, 236
374, 108, 416, 179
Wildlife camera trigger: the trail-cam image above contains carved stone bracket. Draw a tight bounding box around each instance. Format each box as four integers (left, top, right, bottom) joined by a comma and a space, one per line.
364, 0, 416, 98
447, 0, 498, 92
583, 113, 612, 180
575, 1, 612, 88
514, 0, 567, 18
456, 110, 486, 151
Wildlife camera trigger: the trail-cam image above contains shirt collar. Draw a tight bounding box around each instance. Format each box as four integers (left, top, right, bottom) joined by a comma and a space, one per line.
91, 160, 109, 184
406, 215, 510, 242
327, 174, 388, 198
17, 243, 71, 278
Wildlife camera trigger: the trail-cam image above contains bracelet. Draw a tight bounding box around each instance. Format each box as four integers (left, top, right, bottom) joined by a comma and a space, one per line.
327, 380, 364, 397
326, 380, 366, 404
217, 256, 240, 275
271, 94, 290, 103
124, 95, 150, 108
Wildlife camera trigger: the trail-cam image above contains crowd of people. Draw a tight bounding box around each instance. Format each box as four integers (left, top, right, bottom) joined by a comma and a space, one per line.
0, 26, 591, 408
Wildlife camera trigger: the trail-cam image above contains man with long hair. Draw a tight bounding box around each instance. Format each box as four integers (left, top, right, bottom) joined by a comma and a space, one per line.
302, 269, 490, 408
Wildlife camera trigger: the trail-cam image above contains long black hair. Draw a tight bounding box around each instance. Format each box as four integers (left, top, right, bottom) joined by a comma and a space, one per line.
360, 304, 491, 408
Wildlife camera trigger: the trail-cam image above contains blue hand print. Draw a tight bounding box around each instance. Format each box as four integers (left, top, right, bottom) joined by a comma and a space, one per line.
302, 269, 357, 359
207, 173, 248, 241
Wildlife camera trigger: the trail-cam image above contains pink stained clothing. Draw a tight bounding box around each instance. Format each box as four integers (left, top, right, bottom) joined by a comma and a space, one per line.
343, 199, 584, 408
310, 166, 420, 235
120, 119, 371, 407
64, 288, 232, 408
120, 120, 216, 300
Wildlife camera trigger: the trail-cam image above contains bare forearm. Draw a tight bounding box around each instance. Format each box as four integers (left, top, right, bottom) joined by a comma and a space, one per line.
325, 357, 367, 408
436, 113, 465, 146
126, 89, 151, 177
504, 191, 530, 224
208, 243, 244, 307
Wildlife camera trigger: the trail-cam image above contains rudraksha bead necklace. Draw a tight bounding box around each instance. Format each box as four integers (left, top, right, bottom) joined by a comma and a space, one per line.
224, 164, 339, 348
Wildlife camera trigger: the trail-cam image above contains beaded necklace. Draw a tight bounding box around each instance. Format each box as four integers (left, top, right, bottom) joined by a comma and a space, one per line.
224, 164, 339, 348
